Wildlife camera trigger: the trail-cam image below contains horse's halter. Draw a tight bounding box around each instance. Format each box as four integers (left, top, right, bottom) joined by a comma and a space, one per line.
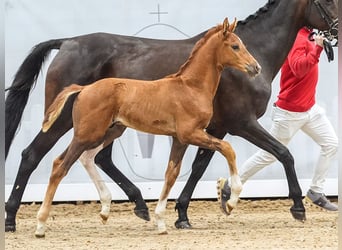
308, 0, 338, 61
311, 0, 338, 42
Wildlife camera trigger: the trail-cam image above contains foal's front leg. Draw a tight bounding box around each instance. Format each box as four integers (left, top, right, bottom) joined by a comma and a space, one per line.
155, 137, 188, 234
181, 129, 242, 215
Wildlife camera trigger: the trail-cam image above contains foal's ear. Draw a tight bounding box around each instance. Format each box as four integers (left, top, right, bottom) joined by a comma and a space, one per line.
228, 17, 237, 33
222, 17, 229, 37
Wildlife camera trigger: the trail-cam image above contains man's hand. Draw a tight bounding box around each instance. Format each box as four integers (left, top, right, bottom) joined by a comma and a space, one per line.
314, 34, 324, 47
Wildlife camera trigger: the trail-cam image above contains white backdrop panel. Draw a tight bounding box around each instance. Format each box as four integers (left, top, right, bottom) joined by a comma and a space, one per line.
5, 0, 338, 201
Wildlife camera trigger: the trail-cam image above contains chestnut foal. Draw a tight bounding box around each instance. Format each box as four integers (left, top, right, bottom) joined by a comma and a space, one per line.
35, 18, 260, 237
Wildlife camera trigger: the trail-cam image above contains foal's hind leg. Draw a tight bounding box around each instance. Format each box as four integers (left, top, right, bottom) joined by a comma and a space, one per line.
180, 129, 242, 215
35, 140, 87, 238
79, 145, 112, 224
155, 137, 188, 234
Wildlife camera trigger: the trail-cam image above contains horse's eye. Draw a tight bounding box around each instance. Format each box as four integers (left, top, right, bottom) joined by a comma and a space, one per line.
231, 44, 240, 51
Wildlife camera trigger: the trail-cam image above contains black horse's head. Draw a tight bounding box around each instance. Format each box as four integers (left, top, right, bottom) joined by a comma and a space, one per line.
305, 0, 338, 41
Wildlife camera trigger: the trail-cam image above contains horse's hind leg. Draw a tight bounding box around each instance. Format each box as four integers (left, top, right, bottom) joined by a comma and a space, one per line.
35, 140, 87, 238
5, 119, 73, 232
155, 137, 188, 234
94, 143, 150, 221
79, 145, 112, 224
95, 125, 150, 221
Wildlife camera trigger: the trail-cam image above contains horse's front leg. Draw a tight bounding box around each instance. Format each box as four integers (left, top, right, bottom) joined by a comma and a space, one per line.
231, 120, 305, 221
175, 127, 227, 229
155, 137, 188, 234
79, 145, 112, 224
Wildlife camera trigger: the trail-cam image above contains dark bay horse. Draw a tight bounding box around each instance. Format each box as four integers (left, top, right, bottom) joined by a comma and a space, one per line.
34, 18, 260, 237
5, 0, 338, 232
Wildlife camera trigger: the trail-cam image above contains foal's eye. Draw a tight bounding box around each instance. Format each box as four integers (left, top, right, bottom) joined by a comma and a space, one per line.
231, 44, 240, 51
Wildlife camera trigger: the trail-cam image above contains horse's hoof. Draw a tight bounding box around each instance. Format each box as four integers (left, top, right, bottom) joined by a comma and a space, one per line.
134, 208, 150, 221
5, 224, 16, 232
100, 213, 109, 224
290, 207, 306, 222
174, 219, 192, 229
217, 178, 231, 215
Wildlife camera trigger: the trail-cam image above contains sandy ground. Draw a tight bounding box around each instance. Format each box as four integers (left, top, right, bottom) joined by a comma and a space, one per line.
5, 198, 338, 250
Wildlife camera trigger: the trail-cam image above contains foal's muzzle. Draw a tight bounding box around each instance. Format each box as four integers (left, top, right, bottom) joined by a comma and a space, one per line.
246, 63, 261, 77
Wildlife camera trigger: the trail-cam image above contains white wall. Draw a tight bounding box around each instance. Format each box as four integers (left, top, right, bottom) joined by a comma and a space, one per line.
5, 0, 338, 201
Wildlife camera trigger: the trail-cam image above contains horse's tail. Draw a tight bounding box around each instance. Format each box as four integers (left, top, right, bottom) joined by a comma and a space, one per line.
5, 38, 66, 158
42, 84, 84, 132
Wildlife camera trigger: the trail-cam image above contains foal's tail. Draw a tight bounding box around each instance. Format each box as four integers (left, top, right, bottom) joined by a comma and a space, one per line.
42, 84, 84, 132
5, 38, 66, 158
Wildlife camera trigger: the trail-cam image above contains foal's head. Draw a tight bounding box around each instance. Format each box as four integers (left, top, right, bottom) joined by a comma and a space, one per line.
217, 18, 261, 77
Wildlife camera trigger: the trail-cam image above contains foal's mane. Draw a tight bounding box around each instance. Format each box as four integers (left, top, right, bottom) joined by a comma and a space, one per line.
238, 0, 277, 25
173, 24, 223, 77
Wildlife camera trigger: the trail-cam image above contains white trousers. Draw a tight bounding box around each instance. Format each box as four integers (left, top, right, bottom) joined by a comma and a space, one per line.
240, 104, 338, 193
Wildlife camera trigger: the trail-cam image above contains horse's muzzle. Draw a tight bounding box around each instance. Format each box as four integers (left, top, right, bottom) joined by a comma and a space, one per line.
246, 63, 261, 77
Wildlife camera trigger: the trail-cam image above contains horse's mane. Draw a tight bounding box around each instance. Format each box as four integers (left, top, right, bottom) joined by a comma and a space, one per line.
174, 24, 223, 77
238, 0, 277, 25
172, 1, 278, 77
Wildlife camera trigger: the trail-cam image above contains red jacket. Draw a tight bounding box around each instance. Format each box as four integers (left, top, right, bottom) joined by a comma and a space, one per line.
275, 27, 323, 112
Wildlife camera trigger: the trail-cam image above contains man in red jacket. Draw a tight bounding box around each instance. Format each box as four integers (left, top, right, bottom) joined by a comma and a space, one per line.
239, 27, 338, 211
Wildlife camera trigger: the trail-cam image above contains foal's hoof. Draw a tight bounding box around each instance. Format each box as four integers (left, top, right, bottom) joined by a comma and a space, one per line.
174, 219, 192, 229
157, 221, 168, 235
290, 207, 306, 222
35, 232, 46, 238
34, 229, 46, 238
100, 213, 109, 224
5, 224, 16, 232
134, 208, 150, 221
217, 178, 232, 215
158, 230, 168, 235
35, 222, 47, 238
